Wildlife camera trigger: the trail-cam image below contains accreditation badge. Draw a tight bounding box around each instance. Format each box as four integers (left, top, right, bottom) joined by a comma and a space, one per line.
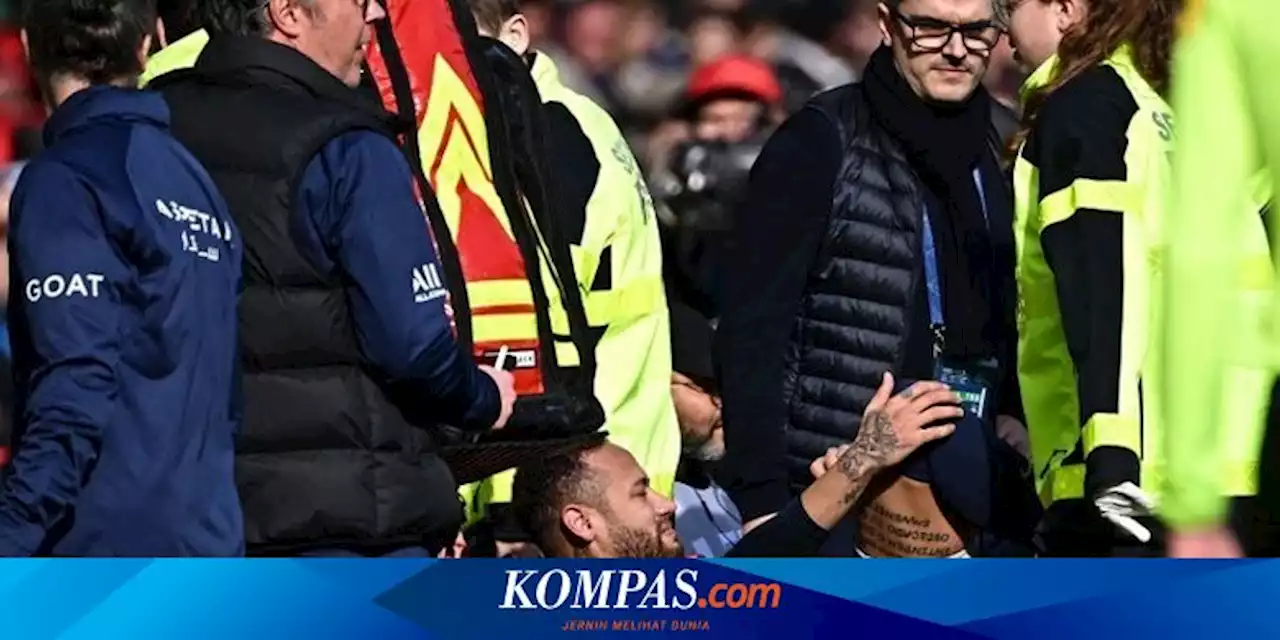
934, 358, 999, 421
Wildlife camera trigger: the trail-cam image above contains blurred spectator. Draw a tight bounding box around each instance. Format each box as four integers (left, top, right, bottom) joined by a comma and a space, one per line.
651, 55, 781, 316
610, 9, 687, 133
741, 0, 856, 92
644, 53, 781, 176
519, 0, 554, 43
0, 162, 16, 354
833, 0, 885, 71
686, 10, 741, 66
0, 161, 18, 469
539, 0, 627, 109
0, 22, 41, 161
983, 38, 1020, 110
683, 54, 783, 143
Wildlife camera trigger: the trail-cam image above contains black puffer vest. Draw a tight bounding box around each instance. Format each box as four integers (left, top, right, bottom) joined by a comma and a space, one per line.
152, 37, 463, 555
780, 83, 1015, 488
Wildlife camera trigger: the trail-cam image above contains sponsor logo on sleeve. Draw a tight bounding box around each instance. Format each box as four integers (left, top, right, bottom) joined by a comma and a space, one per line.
413, 263, 448, 303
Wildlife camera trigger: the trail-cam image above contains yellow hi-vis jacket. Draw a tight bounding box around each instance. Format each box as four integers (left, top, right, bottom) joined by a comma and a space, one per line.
1162, 0, 1280, 529
465, 54, 680, 515
535, 54, 679, 497
1013, 46, 1267, 510
140, 30, 208, 86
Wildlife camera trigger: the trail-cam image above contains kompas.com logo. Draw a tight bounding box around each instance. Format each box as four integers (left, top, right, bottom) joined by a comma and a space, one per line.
499, 569, 782, 611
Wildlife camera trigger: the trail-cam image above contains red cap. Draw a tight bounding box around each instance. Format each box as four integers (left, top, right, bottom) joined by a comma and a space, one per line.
684, 54, 783, 107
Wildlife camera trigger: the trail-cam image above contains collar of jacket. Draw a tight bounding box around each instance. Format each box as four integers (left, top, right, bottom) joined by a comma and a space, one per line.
1019, 43, 1137, 106
44, 85, 169, 147
530, 51, 561, 92
194, 35, 393, 126
141, 29, 210, 87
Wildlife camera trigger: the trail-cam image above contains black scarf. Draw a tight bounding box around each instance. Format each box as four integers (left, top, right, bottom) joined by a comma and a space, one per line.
863, 46, 998, 358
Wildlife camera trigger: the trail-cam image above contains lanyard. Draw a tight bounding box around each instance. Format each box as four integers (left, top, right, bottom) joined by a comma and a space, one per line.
922, 167, 990, 330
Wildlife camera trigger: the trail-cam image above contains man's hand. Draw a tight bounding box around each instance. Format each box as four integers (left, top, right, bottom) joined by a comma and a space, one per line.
810, 374, 960, 480
437, 532, 468, 558
1168, 526, 1244, 558
480, 365, 516, 429
848, 373, 961, 472
797, 373, 959, 530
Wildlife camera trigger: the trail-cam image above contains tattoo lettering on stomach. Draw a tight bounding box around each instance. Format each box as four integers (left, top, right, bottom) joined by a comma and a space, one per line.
857, 478, 967, 558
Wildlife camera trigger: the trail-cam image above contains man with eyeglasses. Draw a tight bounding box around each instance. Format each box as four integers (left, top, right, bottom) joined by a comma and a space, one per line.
716, 0, 1040, 557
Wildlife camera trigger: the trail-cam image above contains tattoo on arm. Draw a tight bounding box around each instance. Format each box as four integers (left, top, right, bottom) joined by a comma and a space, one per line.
833, 414, 898, 504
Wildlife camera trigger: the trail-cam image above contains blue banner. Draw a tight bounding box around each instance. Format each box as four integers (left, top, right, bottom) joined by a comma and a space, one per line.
0, 559, 1270, 638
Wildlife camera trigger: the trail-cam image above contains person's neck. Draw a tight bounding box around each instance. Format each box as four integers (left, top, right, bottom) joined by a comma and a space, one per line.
47, 76, 129, 110
568, 544, 605, 559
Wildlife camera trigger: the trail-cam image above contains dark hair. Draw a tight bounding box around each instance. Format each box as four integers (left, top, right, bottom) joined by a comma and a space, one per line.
511, 441, 606, 552
196, 0, 270, 36
155, 0, 200, 41
23, 0, 157, 85
1013, 0, 1181, 154
466, 0, 520, 34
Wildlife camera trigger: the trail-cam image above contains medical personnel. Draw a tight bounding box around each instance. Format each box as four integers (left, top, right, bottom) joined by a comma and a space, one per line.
468, 0, 681, 503
1163, 0, 1280, 558
0, 0, 243, 556
1007, 0, 1265, 555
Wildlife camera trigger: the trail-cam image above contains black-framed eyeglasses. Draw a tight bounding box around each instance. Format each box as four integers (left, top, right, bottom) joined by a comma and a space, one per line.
889, 6, 1003, 54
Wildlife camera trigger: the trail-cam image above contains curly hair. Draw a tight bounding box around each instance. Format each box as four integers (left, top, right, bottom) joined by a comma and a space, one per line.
511, 441, 608, 554
1011, 0, 1181, 154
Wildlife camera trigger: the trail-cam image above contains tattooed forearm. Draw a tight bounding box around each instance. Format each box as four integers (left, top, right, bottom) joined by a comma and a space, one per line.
832, 443, 878, 505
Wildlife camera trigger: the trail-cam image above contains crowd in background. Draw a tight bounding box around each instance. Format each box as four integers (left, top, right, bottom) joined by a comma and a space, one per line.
0, 0, 1026, 175
508, 0, 1024, 173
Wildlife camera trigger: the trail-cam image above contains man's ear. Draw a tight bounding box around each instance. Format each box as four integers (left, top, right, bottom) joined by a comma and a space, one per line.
560, 504, 596, 544
877, 2, 893, 47
137, 34, 154, 71
1056, 0, 1084, 33
267, 0, 307, 39
499, 14, 531, 56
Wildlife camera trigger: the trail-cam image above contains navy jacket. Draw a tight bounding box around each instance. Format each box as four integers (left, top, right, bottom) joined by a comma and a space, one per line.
0, 87, 243, 556
293, 130, 498, 426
